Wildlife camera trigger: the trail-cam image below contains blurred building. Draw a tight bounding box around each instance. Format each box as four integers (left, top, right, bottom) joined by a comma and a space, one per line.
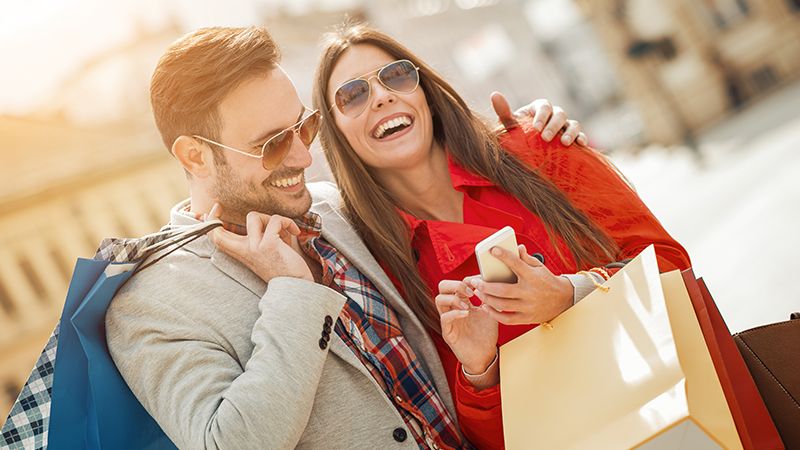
575, 0, 800, 144
0, 23, 188, 419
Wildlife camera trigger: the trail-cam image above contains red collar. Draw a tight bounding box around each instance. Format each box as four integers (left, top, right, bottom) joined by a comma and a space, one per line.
446, 155, 495, 189
395, 155, 527, 274
397, 154, 495, 233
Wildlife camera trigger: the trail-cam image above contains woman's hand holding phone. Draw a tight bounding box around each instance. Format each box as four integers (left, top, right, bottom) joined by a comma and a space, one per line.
467, 244, 573, 326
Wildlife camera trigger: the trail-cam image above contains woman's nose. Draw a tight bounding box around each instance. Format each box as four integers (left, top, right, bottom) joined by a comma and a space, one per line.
369, 77, 396, 110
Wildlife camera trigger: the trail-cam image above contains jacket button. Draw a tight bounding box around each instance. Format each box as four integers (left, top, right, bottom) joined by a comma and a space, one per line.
322, 328, 331, 339
392, 427, 407, 442
318, 338, 328, 350
324, 315, 333, 326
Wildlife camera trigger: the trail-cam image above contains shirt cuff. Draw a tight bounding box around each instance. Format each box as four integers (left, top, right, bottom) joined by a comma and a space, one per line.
461, 349, 499, 389
561, 272, 605, 304
455, 361, 501, 408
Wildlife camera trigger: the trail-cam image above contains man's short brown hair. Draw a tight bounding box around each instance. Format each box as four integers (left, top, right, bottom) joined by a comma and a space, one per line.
150, 26, 281, 151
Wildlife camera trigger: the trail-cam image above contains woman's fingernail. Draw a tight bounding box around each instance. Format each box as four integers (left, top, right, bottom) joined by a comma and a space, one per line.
491, 247, 502, 256
465, 287, 474, 297
460, 301, 470, 310
534, 120, 544, 130
542, 131, 553, 140
561, 135, 572, 144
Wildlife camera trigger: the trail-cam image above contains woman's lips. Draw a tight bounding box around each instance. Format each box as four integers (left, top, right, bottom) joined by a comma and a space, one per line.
374, 120, 414, 142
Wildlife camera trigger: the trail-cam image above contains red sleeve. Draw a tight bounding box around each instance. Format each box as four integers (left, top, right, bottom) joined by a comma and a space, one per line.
499, 126, 691, 273
454, 362, 505, 450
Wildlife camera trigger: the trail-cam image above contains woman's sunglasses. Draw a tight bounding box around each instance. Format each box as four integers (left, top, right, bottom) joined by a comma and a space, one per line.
333, 59, 420, 118
193, 108, 321, 170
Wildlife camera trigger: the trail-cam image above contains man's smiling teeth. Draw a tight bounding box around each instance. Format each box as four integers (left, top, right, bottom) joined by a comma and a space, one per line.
373, 115, 412, 139
269, 174, 302, 188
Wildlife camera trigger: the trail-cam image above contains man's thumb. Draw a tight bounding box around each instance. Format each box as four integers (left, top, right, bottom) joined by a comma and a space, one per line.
491, 91, 518, 131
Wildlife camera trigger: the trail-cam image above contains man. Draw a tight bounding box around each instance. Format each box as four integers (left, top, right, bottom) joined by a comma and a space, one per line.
105, 26, 584, 449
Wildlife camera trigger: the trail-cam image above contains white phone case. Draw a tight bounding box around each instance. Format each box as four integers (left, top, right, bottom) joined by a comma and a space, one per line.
475, 226, 518, 283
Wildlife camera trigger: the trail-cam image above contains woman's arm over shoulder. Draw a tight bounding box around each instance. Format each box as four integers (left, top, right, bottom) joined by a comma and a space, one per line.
500, 124, 691, 272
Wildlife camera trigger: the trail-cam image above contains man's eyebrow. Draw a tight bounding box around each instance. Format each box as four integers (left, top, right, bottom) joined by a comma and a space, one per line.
249, 107, 304, 146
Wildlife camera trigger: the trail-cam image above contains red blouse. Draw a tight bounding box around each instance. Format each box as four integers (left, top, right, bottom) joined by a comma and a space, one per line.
392, 124, 691, 449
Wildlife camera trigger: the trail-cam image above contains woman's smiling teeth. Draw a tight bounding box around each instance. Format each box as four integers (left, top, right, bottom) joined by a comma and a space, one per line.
269, 173, 303, 188
373, 115, 413, 139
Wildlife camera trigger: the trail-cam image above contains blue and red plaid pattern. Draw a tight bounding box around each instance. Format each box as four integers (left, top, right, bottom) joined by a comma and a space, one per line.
296, 213, 463, 450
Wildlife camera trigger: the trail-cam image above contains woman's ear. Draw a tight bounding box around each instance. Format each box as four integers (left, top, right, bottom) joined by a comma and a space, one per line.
172, 135, 213, 178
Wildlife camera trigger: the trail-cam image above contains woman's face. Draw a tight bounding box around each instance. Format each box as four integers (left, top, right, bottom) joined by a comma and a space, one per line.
327, 44, 437, 172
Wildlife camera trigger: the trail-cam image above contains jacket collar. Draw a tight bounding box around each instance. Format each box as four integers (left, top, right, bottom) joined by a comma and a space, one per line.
169, 199, 268, 298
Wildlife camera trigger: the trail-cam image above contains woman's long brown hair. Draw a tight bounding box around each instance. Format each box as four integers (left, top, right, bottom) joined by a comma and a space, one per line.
312, 22, 618, 332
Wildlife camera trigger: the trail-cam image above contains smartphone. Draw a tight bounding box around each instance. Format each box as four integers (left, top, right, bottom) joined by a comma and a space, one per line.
475, 226, 518, 283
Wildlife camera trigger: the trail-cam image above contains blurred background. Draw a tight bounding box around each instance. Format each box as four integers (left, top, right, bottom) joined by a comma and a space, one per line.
1, 0, 799, 422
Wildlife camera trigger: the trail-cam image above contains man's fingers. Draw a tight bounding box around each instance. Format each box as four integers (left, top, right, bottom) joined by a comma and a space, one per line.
531, 100, 553, 132
541, 107, 567, 141
206, 202, 222, 221
263, 214, 300, 246
491, 91, 518, 131
246, 211, 268, 248
210, 227, 247, 257
560, 120, 582, 146
577, 131, 588, 147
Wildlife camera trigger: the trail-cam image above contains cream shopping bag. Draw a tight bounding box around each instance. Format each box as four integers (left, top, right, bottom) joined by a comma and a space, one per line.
500, 246, 742, 449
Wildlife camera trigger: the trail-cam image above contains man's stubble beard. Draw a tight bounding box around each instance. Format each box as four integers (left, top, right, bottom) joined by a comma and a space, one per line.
211, 161, 312, 225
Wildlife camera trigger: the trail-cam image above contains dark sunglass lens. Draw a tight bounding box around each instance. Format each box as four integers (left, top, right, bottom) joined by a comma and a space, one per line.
335, 79, 370, 117
380, 60, 418, 93
299, 111, 321, 146
262, 130, 294, 169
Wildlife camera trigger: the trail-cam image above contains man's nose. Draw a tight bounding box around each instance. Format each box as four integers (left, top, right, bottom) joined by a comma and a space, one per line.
281, 132, 313, 169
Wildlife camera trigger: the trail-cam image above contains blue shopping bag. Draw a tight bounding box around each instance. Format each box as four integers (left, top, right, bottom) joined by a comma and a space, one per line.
48, 258, 173, 450
2, 220, 220, 450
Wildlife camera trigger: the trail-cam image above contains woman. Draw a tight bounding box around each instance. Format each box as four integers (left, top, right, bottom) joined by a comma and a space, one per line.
312, 23, 690, 449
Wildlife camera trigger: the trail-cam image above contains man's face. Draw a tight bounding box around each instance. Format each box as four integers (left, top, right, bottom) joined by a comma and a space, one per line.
210, 69, 313, 223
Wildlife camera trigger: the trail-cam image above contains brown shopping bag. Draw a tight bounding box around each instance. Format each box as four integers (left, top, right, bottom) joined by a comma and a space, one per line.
500, 246, 742, 449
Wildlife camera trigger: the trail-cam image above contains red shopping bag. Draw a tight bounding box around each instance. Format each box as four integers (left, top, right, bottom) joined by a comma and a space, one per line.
681, 270, 784, 450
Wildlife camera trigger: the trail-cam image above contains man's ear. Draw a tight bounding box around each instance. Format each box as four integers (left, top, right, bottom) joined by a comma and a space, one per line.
172, 135, 213, 178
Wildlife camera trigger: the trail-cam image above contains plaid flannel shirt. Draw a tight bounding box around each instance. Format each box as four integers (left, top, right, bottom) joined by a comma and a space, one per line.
296, 213, 463, 450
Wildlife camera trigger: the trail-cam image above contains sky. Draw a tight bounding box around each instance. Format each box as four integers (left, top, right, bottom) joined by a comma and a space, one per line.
0, 0, 359, 115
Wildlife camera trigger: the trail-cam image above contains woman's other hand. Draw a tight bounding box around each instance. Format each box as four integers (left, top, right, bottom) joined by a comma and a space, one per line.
436, 279, 499, 384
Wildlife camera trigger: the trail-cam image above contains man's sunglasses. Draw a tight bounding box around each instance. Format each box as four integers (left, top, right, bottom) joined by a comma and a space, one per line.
333, 59, 420, 118
193, 108, 321, 170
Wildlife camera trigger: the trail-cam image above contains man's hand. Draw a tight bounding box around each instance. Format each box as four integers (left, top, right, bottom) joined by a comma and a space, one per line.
491, 91, 588, 147
208, 204, 313, 283
466, 244, 573, 326
435, 280, 498, 378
